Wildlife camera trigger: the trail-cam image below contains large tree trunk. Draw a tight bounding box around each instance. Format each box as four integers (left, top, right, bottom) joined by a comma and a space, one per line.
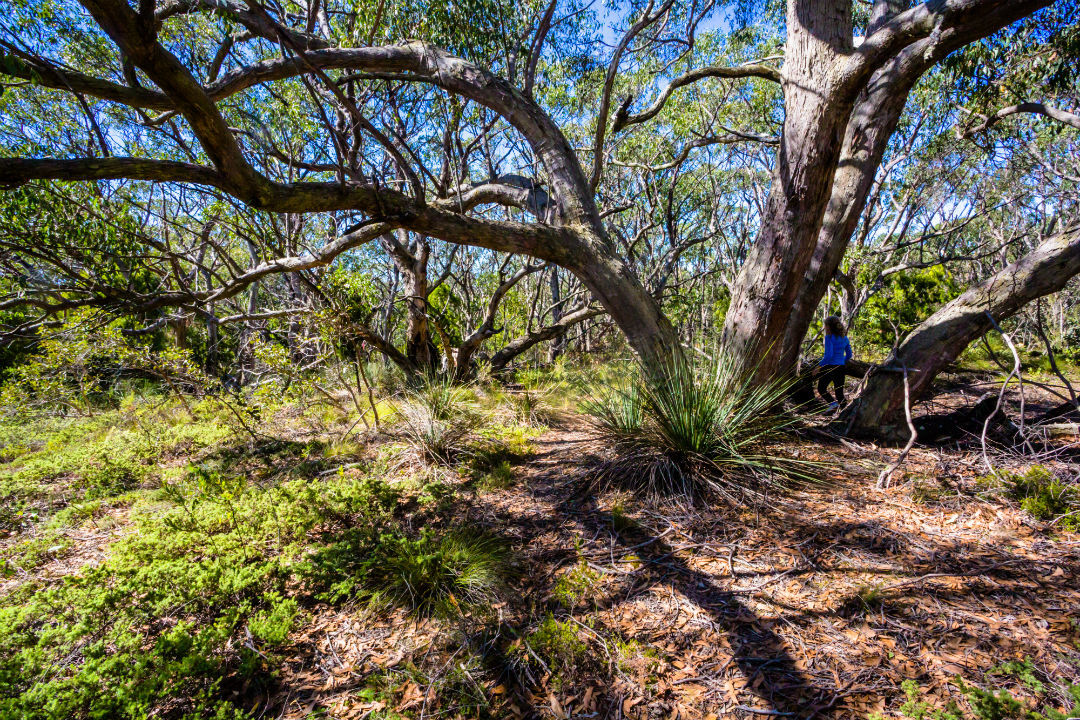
719, 0, 856, 383
577, 245, 681, 374
720, 0, 1057, 383
775, 2, 1049, 373
778, 55, 921, 372
848, 226, 1080, 435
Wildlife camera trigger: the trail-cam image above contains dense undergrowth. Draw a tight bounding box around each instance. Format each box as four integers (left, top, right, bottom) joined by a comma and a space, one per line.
0, 360, 1077, 719
0, 376, 545, 719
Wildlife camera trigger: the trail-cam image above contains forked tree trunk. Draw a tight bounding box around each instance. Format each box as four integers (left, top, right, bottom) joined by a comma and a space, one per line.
381, 231, 439, 375
848, 227, 1080, 434
778, 53, 923, 372
775, 3, 1045, 373
719, 0, 1055, 384
719, 0, 856, 383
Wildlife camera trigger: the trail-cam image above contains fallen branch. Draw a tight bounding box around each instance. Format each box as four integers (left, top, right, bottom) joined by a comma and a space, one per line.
877, 359, 916, 489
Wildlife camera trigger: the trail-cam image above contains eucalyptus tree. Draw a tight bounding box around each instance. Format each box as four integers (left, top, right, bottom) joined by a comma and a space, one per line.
0, 0, 1073, 428
843, 44, 1080, 432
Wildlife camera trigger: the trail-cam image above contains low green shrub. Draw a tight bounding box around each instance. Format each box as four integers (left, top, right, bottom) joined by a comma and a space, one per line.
873, 672, 1080, 720
982, 466, 1079, 531
0, 466, 400, 720
302, 527, 510, 619
466, 423, 540, 491
474, 459, 516, 491
0, 404, 231, 516
552, 561, 600, 609
526, 614, 587, 668
397, 379, 478, 464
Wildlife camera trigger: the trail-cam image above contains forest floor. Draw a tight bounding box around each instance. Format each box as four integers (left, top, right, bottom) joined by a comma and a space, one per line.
269, 420, 1080, 720
1, 377, 1079, 720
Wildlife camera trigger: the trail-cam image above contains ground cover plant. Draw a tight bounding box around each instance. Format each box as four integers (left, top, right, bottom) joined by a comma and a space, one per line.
1, 355, 1076, 719
0, 0, 1079, 716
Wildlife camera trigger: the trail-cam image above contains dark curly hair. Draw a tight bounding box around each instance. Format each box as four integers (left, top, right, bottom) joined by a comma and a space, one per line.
824, 315, 847, 337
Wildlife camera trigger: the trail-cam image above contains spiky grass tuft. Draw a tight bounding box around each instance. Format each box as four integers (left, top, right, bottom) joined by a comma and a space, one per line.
583, 352, 816, 503
398, 374, 476, 464
369, 530, 510, 618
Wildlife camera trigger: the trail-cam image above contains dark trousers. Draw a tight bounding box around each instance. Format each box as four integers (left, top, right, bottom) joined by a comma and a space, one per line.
817, 365, 846, 405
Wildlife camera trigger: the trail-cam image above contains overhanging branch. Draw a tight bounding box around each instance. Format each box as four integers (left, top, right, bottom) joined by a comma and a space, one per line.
613, 63, 782, 133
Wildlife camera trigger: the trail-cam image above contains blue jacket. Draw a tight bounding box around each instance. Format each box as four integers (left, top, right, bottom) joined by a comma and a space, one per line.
820, 334, 852, 366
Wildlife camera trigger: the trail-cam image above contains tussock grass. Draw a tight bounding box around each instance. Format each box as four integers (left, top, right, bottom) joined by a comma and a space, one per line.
397, 375, 477, 464
583, 353, 817, 503
304, 527, 510, 619
371, 530, 509, 618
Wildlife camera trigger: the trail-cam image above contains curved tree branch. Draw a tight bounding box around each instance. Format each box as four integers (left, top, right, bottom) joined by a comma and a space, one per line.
612, 62, 782, 133
962, 102, 1080, 134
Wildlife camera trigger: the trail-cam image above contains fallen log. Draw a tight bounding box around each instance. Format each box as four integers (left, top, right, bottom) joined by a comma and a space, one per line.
1034, 400, 1080, 425
1032, 423, 1080, 438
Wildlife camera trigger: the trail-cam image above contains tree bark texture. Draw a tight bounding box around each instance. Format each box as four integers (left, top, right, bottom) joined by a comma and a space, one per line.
848, 226, 1080, 434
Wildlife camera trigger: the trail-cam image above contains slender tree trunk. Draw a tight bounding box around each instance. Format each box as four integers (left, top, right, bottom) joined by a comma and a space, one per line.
547, 267, 566, 362
848, 227, 1080, 434
205, 312, 219, 375
382, 231, 439, 375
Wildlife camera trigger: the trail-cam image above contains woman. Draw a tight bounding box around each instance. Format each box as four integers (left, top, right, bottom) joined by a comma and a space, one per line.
818, 315, 852, 411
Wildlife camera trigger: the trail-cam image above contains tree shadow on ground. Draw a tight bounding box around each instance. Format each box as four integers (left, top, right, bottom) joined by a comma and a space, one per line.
262, 428, 1079, 719
470, 433, 838, 717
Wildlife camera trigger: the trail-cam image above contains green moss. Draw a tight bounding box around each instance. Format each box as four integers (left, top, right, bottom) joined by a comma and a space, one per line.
610, 498, 634, 532
475, 459, 516, 492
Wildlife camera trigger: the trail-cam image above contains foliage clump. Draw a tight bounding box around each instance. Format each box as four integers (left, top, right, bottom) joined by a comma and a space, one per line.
873, 670, 1080, 720
302, 527, 510, 619
525, 614, 588, 669
981, 465, 1079, 531
583, 353, 814, 502
397, 375, 478, 464
552, 560, 600, 609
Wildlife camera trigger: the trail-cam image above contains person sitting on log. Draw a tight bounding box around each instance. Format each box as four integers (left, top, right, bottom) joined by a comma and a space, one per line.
818, 315, 853, 411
